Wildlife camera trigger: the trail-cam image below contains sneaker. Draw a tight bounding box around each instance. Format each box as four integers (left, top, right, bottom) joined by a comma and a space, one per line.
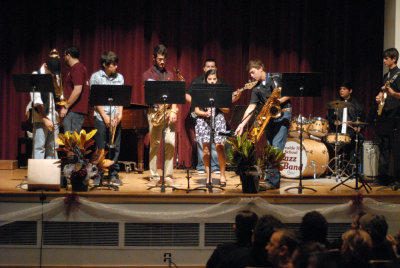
213, 170, 221, 174
148, 177, 160, 186
110, 175, 123, 186
197, 170, 206, 174
164, 177, 180, 187
259, 183, 280, 191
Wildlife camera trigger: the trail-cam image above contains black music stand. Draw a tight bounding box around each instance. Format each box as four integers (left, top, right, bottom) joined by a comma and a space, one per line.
13, 74, 56, 158
145, 81, 186, 192
281, 73, 322, 194
89, 84, 132, 191
190, 84, 233, 193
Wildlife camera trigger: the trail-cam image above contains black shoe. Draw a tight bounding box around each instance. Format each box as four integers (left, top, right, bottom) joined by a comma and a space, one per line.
110, 175, 123, 186
260, 183, 280, 191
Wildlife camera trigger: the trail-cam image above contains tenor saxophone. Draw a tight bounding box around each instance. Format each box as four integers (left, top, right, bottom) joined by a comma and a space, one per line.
248, 87, 282, 143
149, 67, 185, 126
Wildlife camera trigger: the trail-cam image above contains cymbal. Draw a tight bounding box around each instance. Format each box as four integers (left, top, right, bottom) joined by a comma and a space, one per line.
326, 100, 351, 109
348, 120, 368, 126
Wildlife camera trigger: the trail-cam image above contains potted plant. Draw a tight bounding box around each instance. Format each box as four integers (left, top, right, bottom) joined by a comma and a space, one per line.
56, 129, 113, 191
226, 132, 285, 193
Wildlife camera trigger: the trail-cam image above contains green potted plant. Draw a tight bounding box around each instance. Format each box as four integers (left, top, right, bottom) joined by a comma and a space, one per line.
226, 132, 285, 193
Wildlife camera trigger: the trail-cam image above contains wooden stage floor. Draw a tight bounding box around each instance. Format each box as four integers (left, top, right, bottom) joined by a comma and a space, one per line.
1, 168, 400, 204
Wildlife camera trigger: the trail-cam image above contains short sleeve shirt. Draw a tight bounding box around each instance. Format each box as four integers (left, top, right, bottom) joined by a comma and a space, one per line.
64, 62, 90, 114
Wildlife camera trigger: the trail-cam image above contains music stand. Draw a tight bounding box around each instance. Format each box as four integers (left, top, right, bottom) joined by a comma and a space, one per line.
89, 84, 132, 191
281, 73, 322, 194
145, 81, 186, 192
190, 84, 233, 193
13, 74, 56, 158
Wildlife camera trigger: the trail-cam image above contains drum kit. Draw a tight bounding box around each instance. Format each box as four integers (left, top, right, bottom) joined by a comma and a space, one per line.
281, 100, 370, 185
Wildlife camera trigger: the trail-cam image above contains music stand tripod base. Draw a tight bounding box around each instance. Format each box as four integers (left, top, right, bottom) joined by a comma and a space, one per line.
173, 169, 207, 193
90, 175, 119, 191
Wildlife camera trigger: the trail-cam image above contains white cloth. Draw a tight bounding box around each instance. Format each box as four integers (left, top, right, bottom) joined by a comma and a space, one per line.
341, 101, 348, 134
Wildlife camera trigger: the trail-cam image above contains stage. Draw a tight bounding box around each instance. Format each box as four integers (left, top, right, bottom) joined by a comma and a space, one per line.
1, 168, 400, 204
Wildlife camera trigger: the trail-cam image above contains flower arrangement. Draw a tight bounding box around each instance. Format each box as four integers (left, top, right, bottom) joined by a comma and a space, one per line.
226, 132, 285, 193
56, 129, 113, 191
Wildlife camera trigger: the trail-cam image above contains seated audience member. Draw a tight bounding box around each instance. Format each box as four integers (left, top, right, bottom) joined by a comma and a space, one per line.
300, 211, 328, 246
341, 229, 373, 268
291, 242, 328, 268
266, 228, 299, 268
206, 210, 258, 268
220, 214, 285, 268
359, 214, 397, 260
351, 211, 366, 230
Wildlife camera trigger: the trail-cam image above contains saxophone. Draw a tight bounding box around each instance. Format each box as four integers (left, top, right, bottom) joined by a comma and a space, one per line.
248, 87, 282, 143
149, 67, 185, 126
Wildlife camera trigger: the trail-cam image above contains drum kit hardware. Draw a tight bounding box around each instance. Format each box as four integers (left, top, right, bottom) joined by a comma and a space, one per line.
282, 100, 370, 188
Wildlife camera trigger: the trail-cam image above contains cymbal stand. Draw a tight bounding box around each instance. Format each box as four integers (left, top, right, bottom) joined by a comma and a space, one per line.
330, 129, 371, 192
327, 107, 345, 182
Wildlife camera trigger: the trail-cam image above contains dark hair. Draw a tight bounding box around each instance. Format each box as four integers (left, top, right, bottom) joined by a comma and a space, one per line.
100, 51, 119, 68
277, 229, 299, 256
204, 69, 218, 82
300, 211, 328, 245
153, 44, 167, 58
203, 58, 217, 67
340, 81, 352, 90
235, 210, 258, 243
246, 59, 264, 72
359, 214, 388, 243
292, 242, 328, 268
253, 214, 284, 249
65, 46, 80, 59
383, 48, 399, 63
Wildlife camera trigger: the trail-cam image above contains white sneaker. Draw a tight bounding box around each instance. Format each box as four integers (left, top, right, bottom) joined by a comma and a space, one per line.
164, 177, 180, 187
213, 170, 221, 174
197, 170, 206, 174
148, 177, 160, 186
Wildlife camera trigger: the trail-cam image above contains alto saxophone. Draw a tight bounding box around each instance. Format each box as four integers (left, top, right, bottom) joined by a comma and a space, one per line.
149, 67, 185, 126
248, 87, 282, 143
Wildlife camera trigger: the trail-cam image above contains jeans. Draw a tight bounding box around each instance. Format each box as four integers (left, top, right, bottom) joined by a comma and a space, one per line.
63, 112, 86, 133
94, 119, 121, 176
265, 111, 291, 186
196, 141, 220, 171
33, 122, 59, 159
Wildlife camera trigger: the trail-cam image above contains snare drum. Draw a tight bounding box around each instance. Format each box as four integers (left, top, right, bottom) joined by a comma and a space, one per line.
289, 116, 310, 139
308, 117, 328, 138
326, 133, 351, 144
281, 138, 329, 178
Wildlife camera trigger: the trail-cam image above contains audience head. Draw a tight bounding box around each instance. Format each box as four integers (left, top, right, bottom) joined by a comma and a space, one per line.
252, 214, 284, 250
234, 210, 258, 244
359, 214, 388, 243
341, 229, 372, 266
291, 242, 328, 268
266, 228, 298, 267
351, 211, 366, 230
300, 211, 328, 245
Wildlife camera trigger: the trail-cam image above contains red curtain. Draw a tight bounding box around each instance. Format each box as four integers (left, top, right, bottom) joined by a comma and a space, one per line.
0, 0, 384, 167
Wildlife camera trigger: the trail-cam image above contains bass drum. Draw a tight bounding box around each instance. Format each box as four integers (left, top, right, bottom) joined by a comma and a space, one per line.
281, 138, 329, 178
